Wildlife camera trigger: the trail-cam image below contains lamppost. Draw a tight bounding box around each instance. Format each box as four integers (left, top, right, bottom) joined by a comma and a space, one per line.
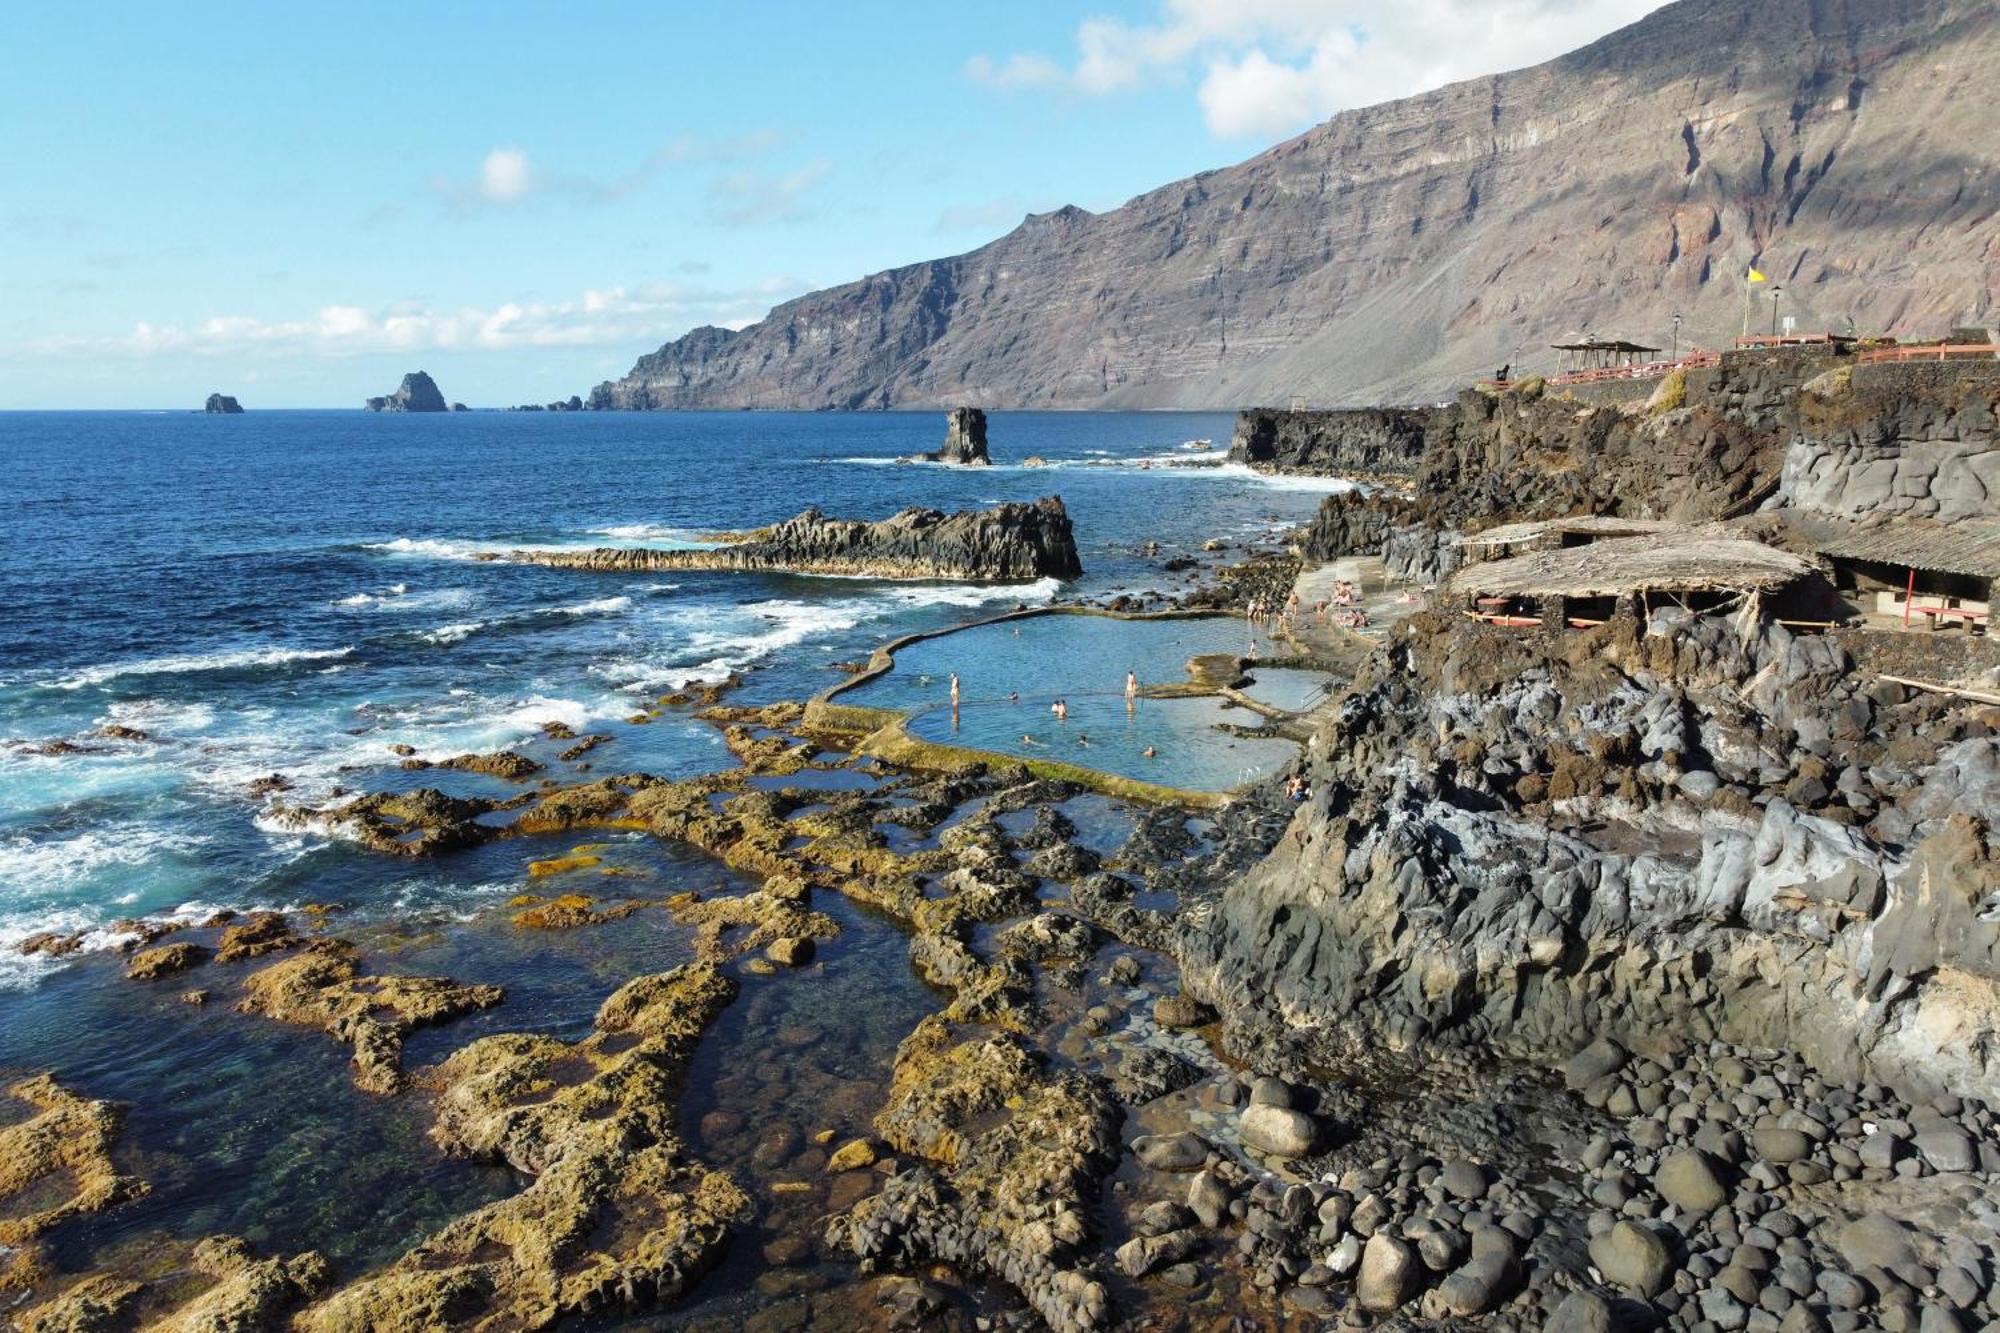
1671, 313, 1683, 361
1769, 286, 1784, 337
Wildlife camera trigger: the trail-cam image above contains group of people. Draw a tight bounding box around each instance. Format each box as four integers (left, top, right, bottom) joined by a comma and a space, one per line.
946, 669, 1159, 759
1309, 580, 1369, 629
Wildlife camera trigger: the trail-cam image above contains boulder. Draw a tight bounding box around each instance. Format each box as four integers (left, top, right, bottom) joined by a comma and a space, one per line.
1239, 1103, 1318, 1158
1564, 1036, 1628, 1090
1657, 1149, 1730, 1212
1133, 1132, 1209, 1171
1589, 1219, 1673, 1297
765, 936, 815, 967
1357, 1234, 1420, 1311
1547, 1290, 1617, 1333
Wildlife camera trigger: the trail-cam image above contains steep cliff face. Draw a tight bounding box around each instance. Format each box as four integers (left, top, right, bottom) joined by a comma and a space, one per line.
592, 0, 1997, 411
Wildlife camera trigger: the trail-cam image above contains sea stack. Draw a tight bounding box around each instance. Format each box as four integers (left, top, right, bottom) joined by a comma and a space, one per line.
937, 407, 990, 465
204, 393, 244, 414
365, 372, 449, 413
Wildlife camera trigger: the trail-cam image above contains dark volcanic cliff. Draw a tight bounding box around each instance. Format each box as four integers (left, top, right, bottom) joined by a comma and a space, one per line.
591, 0, 1997, 411
505, 496, 1081, 583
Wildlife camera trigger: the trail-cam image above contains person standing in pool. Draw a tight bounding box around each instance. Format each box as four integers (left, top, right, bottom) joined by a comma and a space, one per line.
949, 673, 960, 707
1125, 670, 1137, 699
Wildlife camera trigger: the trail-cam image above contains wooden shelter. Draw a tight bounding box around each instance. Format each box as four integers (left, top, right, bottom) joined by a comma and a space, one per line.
1460, 516, 1677, 563
1448, 528, 1825, 628
1550, 338, 1662, 374
1783, 513, 1996, 634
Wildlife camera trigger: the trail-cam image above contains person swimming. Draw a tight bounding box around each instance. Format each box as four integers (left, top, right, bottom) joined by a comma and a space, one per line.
1076, 734, 1089, 746
1020, 733, 1044, 747
1142, 745, 1157, 758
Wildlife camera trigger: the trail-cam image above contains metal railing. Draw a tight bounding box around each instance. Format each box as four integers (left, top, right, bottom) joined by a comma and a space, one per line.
1855, 343, 2000, 364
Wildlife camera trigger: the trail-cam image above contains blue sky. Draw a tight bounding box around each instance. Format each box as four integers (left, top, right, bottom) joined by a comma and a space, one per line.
0, 1, 1665, 408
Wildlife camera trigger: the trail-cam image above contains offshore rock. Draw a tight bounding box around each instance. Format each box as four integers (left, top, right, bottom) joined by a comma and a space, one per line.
364, 371, 448, 412
203, 393, 243, 414
506, 496, 1082, 582
910, 407, 990, 465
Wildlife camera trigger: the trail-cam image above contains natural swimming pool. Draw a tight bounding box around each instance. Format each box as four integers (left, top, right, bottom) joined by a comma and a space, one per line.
837, 612, 1300, 792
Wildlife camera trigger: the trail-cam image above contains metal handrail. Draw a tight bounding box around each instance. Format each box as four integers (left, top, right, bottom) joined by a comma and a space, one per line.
1855, 343, 2000, 364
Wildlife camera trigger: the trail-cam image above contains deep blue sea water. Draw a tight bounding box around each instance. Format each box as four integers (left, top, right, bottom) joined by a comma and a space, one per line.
0, 409, 1351, 987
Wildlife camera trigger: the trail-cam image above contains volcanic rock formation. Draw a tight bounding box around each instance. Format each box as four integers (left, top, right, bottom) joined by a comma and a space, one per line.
504, 495, 1082, 582
909, 407, 990, 465
203, 393, 243, 414
364, 372, 448, 413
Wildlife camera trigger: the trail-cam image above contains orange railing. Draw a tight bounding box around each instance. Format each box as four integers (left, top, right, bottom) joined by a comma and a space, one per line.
1733, 333, 1846, 349
1856, 343, 2000, 365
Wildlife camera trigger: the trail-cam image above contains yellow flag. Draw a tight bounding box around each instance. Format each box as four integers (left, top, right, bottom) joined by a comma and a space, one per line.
1748, 268, 1768, 283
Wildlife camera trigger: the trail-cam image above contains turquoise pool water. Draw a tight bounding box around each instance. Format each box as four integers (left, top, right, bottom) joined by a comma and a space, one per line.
841, 613, 1298, 792
1238, 666, 1338, 713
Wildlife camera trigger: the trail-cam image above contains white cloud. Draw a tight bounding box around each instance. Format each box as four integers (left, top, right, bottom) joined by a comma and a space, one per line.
478, 147, 533, 202
706, 159, 832, 226
15, 278, 813, 361
429, 132, 793, 212
970, 0, 1668, 138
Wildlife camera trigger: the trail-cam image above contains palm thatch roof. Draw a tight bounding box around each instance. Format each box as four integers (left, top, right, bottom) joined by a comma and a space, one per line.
1461, 516, 1677, 549
1779, 512, 2000, 581
1449, 529, 1822, 599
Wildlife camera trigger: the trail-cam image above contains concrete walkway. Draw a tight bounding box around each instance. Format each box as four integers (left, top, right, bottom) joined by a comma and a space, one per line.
1282, 556, 1428, 671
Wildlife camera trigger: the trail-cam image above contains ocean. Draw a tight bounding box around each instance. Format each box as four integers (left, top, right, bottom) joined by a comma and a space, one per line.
0, 408, 1352, 1313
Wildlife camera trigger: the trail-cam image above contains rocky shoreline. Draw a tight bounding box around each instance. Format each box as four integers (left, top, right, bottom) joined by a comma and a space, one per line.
505, 495, 1084, 583
8, 349, 2000, 1331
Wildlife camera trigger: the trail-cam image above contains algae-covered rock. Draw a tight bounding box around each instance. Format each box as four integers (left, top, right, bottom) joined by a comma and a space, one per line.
0, 1075, 149, 1294
236, 941, 503, 1093
125, 940, 209, 981
295, 963, 748, 1331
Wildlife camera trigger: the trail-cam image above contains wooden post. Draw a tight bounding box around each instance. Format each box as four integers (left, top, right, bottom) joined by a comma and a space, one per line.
1904, 565, 1915, 627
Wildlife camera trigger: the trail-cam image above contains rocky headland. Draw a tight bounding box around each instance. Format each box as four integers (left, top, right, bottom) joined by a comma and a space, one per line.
364, 372, 448, 413
504, 495, 1082, 582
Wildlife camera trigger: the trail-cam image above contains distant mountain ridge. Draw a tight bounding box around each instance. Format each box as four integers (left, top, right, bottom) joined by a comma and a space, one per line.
591, 0, 1999, 411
